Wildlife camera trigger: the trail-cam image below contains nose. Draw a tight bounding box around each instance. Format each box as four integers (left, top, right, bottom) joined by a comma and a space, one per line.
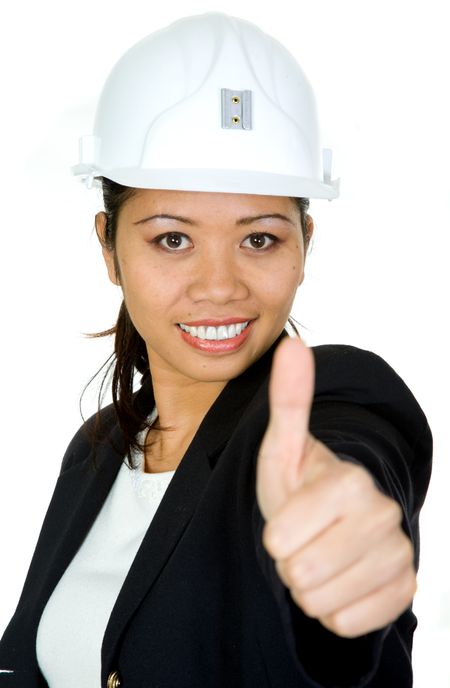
186, 245, 249, 304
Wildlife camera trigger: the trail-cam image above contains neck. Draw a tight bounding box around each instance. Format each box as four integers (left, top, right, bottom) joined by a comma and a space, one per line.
148, 372, 228, 452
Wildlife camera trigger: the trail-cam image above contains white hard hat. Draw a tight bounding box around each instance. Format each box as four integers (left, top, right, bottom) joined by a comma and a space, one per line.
72, 11, 340, 200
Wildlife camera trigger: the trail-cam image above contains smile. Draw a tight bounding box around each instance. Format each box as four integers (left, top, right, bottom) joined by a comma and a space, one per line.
176, 319, 255, 353
178, 321, 250, 341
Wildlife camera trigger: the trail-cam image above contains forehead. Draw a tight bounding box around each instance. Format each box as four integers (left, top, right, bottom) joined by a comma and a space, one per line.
124, 188, 299, 217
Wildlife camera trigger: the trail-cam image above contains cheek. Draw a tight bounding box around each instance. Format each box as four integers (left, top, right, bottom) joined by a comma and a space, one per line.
117, 257, 180, 322
257, 259, 301, 307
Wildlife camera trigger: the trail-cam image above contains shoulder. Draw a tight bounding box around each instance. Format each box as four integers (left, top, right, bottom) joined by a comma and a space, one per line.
311, 342, 421, 402
246, 339, 429, 434
312, 343, 409, 398
59, 402, 119, 474
310, 342, 431, 452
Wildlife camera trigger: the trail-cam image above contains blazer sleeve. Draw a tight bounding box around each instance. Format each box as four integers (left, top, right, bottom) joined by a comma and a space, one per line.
252, 345, 433, 688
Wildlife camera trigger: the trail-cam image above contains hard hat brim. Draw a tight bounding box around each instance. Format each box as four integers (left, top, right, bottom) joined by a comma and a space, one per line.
72, 165, 340, 199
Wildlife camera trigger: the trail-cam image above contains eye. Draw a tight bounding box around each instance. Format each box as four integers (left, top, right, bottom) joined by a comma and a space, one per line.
152, 232, 192, 251
241, 233, 278, 250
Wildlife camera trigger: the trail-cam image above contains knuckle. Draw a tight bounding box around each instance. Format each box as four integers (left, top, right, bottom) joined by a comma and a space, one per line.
322, 611, 356, 638
390, 568, 417, 614
277, 557, 309, 591
367, 496, 403, 537
289, 586, 305, 611
261, 525, 272, 553
383, 498, 403, 527
341, 463, 373, 498
397, 535, 415, 568
285, 554, 315, 589
262, 523, 282, 557
400, 568, 418, 604
295, 589, 321, 618
274, 559, 290, 587
333, 615, 353, 638
378, 539, 416, 603
284, 558, 301, 588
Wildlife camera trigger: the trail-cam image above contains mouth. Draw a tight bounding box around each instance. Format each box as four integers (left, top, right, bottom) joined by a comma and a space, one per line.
176, 319, 256, 352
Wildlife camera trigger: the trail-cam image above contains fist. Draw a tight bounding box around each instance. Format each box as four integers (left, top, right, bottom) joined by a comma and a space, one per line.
255, 337, 417, 638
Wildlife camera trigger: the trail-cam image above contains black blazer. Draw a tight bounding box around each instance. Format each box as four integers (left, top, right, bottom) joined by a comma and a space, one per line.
0, 332, 433, 687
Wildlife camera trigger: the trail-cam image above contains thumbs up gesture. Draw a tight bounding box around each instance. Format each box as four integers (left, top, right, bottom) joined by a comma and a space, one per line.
256, 337, 417, 638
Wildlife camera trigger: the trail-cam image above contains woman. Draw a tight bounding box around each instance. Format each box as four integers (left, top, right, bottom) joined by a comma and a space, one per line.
0, 11, 432, 688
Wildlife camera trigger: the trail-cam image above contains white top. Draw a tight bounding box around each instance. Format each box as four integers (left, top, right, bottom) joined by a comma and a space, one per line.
36, 409, 175, 688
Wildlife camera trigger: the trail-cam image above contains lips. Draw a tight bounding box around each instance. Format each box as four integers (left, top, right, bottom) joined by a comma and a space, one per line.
177, 318, 255, 353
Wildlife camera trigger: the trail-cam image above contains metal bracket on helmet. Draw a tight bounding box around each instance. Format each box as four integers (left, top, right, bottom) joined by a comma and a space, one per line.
221, 89, 252, 130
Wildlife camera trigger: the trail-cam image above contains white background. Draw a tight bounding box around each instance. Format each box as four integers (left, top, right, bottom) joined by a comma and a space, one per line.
0, 1, 448, 685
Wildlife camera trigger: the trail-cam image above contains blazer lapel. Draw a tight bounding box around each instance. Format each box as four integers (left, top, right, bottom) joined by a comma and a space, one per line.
101, 329, 288, 676
100, 434, 212, 677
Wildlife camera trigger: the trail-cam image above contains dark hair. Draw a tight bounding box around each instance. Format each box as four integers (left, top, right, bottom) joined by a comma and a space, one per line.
84, 177, 311, 467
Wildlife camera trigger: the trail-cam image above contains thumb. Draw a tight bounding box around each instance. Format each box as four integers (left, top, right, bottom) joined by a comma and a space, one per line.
256, 336, 315, 521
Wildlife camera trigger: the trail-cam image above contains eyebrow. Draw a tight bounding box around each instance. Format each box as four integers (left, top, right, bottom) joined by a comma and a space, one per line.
133, 213, 295, 227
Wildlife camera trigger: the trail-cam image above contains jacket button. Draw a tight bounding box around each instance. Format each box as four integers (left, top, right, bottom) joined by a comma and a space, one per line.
107, 670, 122, 688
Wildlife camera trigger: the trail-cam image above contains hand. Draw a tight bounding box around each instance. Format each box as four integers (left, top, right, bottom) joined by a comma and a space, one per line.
255, 337, 417, 638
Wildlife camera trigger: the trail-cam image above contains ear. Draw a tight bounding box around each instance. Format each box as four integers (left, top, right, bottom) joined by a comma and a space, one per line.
305, 214, 314, 247
298, 214, 315, 285
95, 212, 120, 286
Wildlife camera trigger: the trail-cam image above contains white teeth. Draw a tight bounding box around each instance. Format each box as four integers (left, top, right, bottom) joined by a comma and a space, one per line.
179, 321, 250, 340
217, 326, 228, 340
